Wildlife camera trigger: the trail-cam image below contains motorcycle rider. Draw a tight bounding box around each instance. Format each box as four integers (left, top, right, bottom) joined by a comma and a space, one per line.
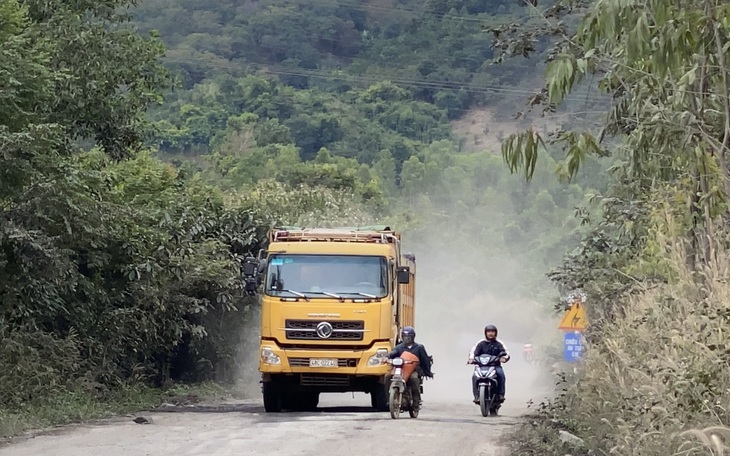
522, 342, 534, 363
467, 324, 510, 404
385, 326, 434, 407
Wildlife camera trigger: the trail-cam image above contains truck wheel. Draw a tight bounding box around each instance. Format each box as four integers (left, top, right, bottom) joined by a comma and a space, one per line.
371, 385, 388, 411
281, 393, 295, 411
283, 392, 319, 411
262, 381, 282, 413
298, 392, 319, 411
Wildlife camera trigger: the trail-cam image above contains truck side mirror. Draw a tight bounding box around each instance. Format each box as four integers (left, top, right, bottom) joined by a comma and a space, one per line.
256, 258, 268, 285
397, 266, 410, 284
257, 258, 268, 272
243, 256, 260, 296
243, 257, 258, 276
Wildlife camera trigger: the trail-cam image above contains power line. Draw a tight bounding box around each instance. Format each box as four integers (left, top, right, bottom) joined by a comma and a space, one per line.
164, 57, 609, 105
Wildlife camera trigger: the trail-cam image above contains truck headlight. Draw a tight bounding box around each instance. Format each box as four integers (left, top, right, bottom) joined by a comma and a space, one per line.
261, 347, 281, 365
367, 348, 390, 366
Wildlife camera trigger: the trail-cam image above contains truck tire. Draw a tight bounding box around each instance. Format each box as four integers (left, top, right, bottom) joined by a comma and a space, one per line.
262, 381, 282, 413
371, 385, 388, 411
297, 392, 319, 411
281, 393, 295, 410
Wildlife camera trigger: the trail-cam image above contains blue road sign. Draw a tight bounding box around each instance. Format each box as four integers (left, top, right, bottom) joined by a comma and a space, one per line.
563, 332, 583, 363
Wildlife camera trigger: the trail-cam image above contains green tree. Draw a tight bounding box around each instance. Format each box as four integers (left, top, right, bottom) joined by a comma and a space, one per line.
499, 0, 730, 270
23, 0, 170, 159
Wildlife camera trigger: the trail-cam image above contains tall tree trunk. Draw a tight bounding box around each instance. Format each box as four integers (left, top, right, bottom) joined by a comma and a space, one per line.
713, 20, 730, 221
687, 163, 702, 273
699, 153, 714, 265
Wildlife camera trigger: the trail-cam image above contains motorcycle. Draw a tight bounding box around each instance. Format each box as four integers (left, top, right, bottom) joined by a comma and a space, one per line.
470, 352, 506, 417
386, 351, 421, 419
522, 344, 534, 364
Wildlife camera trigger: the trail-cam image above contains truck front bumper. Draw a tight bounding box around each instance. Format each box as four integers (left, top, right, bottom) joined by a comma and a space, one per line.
258, 341, 391, 377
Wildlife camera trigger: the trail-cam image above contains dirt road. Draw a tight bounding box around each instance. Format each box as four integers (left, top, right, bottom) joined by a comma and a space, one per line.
0, 363, 550, 456
0, 399, 520, 456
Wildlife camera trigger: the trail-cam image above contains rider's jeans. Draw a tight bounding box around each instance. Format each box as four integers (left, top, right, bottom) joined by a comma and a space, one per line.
472, 366, 506, 398
384, 373, 422, 404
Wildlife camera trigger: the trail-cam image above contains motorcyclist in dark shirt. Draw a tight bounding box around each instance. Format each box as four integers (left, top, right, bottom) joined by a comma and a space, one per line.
467, 324, 510, 404
385, 326, 434, 406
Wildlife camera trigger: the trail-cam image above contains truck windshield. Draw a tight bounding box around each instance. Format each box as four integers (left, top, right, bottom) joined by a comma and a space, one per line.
265, 254, 388, 299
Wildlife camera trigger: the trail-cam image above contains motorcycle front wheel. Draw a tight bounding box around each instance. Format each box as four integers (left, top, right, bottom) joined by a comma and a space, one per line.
389, 387, 402, 419
479, 384, 489, 417
404, 387, 419, 418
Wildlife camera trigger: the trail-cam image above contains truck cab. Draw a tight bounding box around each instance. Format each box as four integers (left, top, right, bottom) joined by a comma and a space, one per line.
242, 226, 416, 412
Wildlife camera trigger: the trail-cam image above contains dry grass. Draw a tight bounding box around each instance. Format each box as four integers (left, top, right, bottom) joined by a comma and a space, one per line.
510, 214, 730, 455
680, 426, 730, 455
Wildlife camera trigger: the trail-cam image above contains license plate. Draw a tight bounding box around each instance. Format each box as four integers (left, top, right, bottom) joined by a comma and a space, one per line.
309, 358, 338, 368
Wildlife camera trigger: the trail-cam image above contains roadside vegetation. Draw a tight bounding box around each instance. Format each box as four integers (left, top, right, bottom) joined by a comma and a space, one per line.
496, 0, 730, 453
2, 0, 727, 451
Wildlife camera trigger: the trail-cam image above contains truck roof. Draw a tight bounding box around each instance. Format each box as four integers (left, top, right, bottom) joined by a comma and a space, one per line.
268, 226, 401, 245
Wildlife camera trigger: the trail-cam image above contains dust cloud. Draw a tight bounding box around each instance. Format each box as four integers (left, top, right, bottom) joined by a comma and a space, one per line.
409, 230, 559, 412
232, 197, 565, 411
233, 304, 263, 399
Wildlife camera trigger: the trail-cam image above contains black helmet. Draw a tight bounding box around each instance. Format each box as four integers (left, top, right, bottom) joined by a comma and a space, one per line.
401, 326, 416, 343
484, 324, 498, 338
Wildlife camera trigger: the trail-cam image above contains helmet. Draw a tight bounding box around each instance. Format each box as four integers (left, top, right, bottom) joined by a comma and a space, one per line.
484, 324, 498, 338
401, 326, 416, 344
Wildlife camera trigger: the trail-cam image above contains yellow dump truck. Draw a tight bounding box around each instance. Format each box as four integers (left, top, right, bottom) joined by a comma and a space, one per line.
242, 226, 416, 412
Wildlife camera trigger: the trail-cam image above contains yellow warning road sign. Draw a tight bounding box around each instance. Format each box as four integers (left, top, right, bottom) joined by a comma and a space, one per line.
558, 302, 587, 331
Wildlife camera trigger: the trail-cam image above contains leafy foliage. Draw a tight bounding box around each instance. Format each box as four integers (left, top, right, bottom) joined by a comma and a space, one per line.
500, 0, 730, 263
493, 0, 730, 454
0, 0, 377, 419
131, 0, 560, 163
21, 0, 170, 159
131, 0, 546, 106
150, 75, 453, 168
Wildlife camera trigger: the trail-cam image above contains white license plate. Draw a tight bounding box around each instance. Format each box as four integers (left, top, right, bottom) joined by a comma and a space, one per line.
309, 358, 338, 368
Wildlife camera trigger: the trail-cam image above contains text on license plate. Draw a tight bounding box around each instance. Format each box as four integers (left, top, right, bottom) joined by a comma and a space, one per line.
309, 358, 338, 368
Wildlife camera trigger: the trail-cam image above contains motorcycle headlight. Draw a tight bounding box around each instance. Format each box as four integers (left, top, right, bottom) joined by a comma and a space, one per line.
391, 358, 404, 366
367, 348, 389, 366
261, 347, 281, 365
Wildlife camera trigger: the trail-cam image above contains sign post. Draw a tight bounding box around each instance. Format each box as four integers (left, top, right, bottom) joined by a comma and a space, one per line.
558, 292, 588, 364
558, 294, 587, 331
563, 331, 584, 362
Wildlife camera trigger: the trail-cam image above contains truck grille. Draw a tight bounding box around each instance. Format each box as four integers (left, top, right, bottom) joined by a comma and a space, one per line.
289, 357, 358, 367
300, 374, 351, 387
284, 319, 365, 341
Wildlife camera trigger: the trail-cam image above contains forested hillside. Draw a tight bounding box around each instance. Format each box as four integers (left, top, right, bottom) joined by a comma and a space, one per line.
131, 0, 602, 161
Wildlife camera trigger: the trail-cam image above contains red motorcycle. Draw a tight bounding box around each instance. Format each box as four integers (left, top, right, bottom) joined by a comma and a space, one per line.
522, 343, 534, 364
385, 351, 420, 419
